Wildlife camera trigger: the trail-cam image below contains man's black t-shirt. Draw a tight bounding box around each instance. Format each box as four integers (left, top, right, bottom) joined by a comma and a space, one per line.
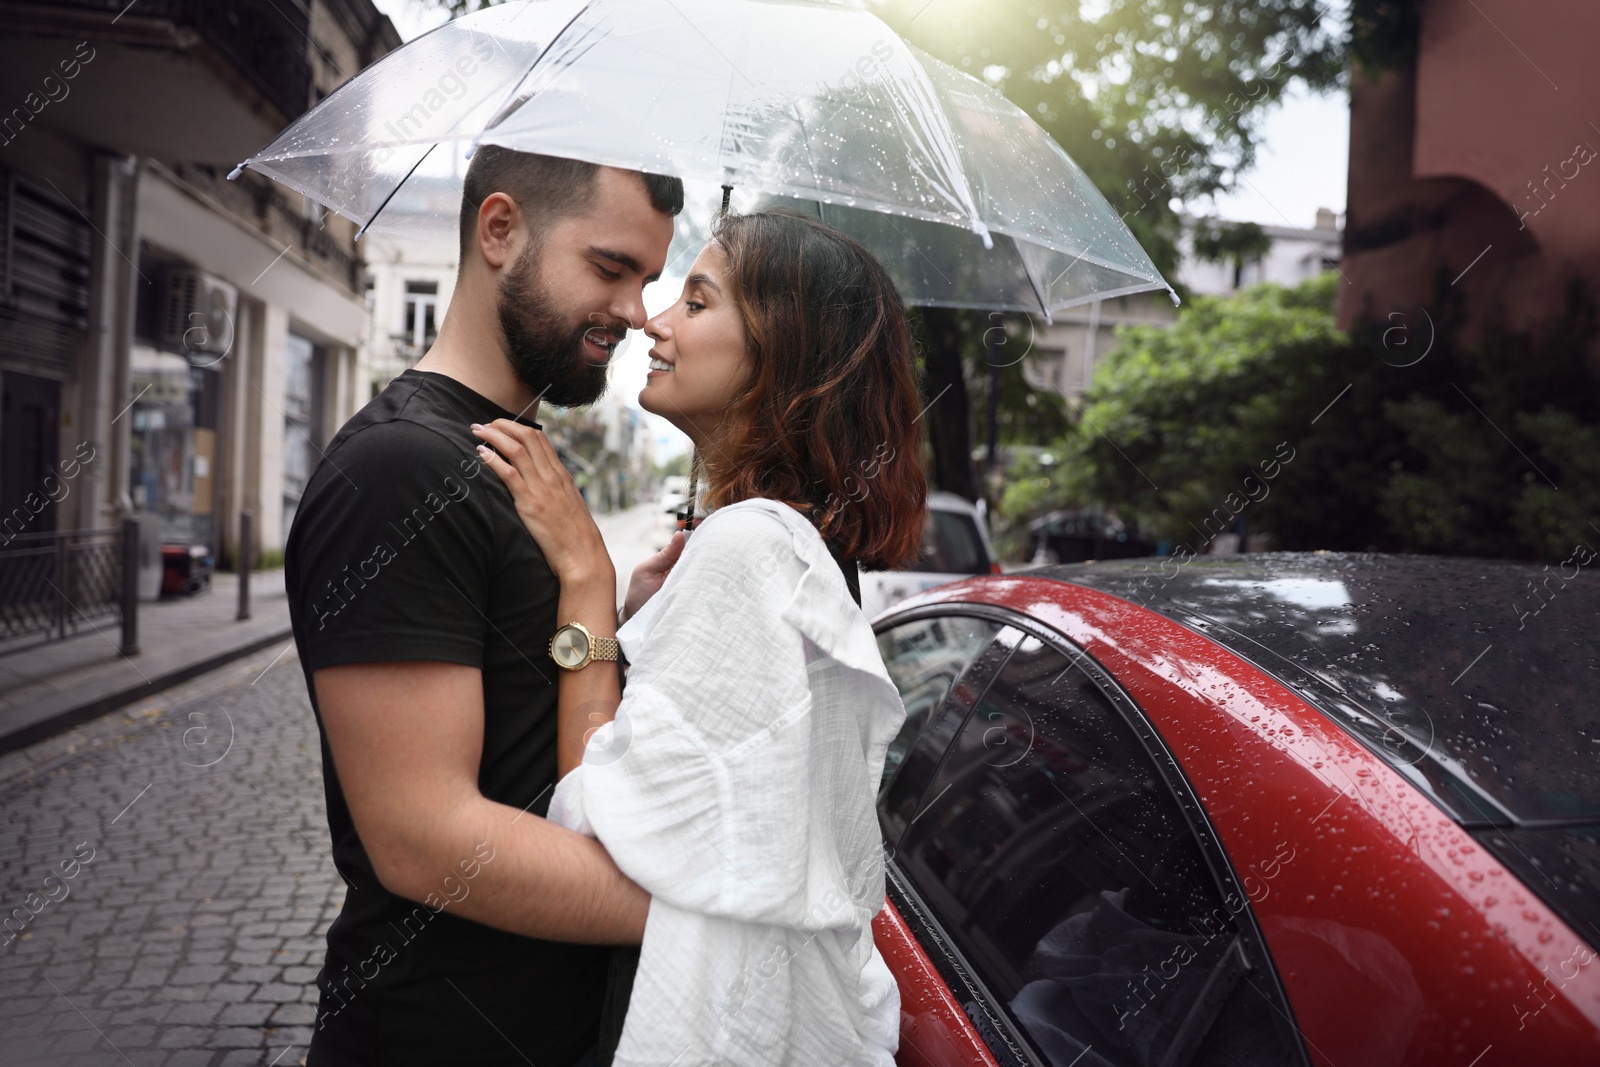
286, 369, 608, 1066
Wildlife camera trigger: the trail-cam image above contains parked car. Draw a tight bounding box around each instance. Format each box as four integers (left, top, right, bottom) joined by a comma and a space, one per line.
869, 553, 1599, 1067
858, 491, 999, 617
658, 474, 690, 514
644, 476, 693, 551
1025, 506, 1156, 564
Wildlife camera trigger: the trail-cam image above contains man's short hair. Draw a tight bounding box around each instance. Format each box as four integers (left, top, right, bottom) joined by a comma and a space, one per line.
458, 146, 684, 260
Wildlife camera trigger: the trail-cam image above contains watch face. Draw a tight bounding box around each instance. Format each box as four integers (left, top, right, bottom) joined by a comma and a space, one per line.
552, 626, 590, 668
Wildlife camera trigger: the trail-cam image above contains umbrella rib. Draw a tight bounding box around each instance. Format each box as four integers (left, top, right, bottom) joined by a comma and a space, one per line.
474, 0, 597, 145
897, 43, 990, 247
661, 0, 758, 92
716, 51, 739, 189
1009, 234, 1054, 324
793, 99, 825, 213
354, 142, 439, 241
229, 3, 546, 179
1044, 279, 1173, 315
658, 0, 753, 187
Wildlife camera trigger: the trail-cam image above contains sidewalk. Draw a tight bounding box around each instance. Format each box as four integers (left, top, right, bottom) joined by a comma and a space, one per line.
0, 569, 292, 754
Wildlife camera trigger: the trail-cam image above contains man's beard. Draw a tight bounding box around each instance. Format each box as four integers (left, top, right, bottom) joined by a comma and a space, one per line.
496, 243, 623, 409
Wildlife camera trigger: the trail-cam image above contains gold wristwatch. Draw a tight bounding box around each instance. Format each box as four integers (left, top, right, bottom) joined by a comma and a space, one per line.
549, 621, 620, 671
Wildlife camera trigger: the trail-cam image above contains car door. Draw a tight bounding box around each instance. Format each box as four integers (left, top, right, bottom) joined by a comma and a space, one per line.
875, 610, 1310, 1067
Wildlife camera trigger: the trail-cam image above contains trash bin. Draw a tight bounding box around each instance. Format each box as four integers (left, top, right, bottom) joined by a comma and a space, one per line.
161, 543, 214, 597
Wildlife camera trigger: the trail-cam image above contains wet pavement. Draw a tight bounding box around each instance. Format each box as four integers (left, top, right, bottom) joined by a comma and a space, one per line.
0, 641, 335, 1067
0, 503, 664, 1066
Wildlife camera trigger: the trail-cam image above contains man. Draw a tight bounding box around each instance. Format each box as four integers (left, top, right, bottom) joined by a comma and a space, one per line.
285, 147, 683, 1065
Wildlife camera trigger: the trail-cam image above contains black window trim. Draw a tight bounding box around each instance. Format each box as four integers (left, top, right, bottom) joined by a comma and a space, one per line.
886, 860, 1041, 1067
875, 601, 1313, 1067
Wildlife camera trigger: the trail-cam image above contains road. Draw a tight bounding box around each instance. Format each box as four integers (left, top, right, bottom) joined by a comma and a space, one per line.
596, 501, 671, 607
0, 501, 664, 1066
0, 643, 334, 1067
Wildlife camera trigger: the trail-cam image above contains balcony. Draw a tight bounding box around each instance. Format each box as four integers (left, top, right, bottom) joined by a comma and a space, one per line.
157, 161, 365, 295
0, 0, 316, 163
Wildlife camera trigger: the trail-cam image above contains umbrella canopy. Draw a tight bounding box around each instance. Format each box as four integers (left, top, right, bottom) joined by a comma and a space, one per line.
230, 0, 1175, 319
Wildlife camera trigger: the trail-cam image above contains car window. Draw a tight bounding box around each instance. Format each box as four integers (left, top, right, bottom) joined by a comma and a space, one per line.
875, 615, 1005, 796
907, 508, 990, 575
896, 630, 1302, 1067
875, 616, 1009, 838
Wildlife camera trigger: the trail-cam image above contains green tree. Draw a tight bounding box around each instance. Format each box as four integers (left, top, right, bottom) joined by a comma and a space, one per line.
1066, 271, 1600, 561
1190, 218, 1273, 289
1072, 273, 1347, 546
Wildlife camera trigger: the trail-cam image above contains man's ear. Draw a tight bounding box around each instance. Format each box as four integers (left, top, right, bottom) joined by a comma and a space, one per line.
476, 191, 522, 271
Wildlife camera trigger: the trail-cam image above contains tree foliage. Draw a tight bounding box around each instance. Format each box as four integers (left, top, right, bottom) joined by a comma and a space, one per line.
1070, 273, 1344, 545
1060, 272, 1600, 562
1190, 218, 1272, 287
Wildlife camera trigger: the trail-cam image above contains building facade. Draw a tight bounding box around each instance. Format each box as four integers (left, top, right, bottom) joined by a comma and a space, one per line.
1174, 209, 1344, 296
362, 229, 460, 400
1340, 0, 1600, 353
0, 0, 401, 567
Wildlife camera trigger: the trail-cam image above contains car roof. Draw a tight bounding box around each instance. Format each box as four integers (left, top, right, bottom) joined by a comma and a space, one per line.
926, 490, 981, 515
1021, 552, 1599, 830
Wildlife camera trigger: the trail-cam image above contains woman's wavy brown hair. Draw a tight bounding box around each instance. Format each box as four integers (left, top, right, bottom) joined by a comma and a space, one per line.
699, 209, 928, 570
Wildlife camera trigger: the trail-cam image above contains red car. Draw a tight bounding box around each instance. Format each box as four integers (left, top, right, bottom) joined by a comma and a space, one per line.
867, 553, 1599, 1067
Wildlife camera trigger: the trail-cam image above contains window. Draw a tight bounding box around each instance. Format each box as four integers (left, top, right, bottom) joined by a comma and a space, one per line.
907, 508, 991, 575
404, 280, 438, 351
895, 630, 1301, 1067
876, 615, 1004, 798
0, 166, 90, 381
1023, 347, 1067, 394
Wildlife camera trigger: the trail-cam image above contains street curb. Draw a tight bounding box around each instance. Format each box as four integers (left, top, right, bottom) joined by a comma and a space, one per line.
0, 628, 294, 756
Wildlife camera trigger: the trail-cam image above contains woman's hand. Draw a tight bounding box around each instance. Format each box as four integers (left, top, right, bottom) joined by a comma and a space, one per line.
471, 419, 614, 588
622, 530, 687, 623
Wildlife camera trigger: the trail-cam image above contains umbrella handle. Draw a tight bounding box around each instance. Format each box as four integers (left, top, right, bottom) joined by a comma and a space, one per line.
720, 184, 732, 215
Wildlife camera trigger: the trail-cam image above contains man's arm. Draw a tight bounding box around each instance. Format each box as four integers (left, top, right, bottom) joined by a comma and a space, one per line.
314, 660, 647, 944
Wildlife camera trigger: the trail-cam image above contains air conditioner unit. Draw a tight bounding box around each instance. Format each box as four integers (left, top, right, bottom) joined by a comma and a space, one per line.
161, 269, 238, 362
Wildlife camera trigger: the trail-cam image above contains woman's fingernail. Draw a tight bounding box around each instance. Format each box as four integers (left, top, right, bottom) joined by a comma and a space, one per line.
471, 423, 483, 430
476, 445, 491, 456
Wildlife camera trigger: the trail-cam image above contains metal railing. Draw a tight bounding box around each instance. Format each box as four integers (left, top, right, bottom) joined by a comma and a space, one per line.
0, 525, 134, 651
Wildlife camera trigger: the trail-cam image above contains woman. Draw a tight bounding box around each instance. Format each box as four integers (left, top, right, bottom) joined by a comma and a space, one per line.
471, 209, 927, 1065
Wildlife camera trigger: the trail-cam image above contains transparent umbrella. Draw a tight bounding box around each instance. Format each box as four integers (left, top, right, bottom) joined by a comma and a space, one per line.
229, 0, 1175, 319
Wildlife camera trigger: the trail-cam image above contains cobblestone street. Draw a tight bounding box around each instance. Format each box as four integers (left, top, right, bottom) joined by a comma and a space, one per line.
0, 503, 661, 1066
0, 643, 339, 1067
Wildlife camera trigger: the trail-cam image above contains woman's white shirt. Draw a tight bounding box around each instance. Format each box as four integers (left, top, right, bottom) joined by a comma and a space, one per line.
547, 498, 905, 1066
